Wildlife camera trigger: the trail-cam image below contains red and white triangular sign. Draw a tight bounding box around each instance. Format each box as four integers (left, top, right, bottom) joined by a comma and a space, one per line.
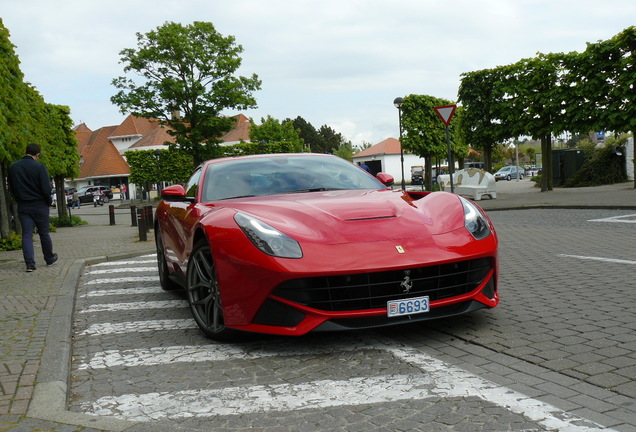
434, 105, 457, 126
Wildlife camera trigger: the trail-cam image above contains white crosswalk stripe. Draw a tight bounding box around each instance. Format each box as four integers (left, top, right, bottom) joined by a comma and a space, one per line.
73, 258, 617, 431
80, 300, 188, 313
86, 276, 159, 285
87, 267, 157, 275
79, 319, 196, 336
87, 287, 162, 297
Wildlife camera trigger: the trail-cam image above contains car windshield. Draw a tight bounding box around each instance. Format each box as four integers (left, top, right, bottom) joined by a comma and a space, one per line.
201, 155, 386, 201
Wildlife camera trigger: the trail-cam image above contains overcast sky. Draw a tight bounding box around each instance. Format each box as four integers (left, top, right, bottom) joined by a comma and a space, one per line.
1, 0, 634, 147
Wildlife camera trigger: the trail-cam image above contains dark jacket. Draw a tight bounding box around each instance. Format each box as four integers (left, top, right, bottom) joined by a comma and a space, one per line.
8, 156, 53, 206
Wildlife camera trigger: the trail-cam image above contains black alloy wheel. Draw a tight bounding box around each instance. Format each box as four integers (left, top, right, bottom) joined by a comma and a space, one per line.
186, 239, 237, 340
155, 228, 181, 291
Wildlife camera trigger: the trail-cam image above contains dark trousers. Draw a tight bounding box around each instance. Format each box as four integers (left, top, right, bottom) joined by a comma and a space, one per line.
17, 202, 55, 266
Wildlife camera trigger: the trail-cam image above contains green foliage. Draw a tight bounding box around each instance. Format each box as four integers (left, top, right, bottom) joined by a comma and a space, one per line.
111, 21, 262, 165
222, 140, 303, 157
564, 144, 627, 187
50, 215, 87, 227
400, 94, 451, 159
332, 141, 354, 161
285, 117, 319, 152
458, 26, 636, 189
126, 148, 194, 184
39, 104, 80, 179
249, 116, 304, 149
283, 116, 351, 154
0, 231, 21, 251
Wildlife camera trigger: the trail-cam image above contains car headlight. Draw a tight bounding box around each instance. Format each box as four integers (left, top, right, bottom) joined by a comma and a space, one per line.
234, 212, 303, 259
459, 197, 491, 240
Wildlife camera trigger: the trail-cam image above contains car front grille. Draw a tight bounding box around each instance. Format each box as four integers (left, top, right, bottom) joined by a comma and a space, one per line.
272, 258, 493, 312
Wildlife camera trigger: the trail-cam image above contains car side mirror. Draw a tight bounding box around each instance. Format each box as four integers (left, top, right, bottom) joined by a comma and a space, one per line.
376, 173, 395, 187
161, 184, 190, 201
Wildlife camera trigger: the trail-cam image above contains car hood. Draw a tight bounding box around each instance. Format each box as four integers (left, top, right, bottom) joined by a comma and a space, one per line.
214, 189, 467, 245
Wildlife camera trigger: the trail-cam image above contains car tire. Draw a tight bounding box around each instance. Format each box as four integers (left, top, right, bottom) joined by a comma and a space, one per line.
103, 196, 109, 203
506, 175, 511, 181
155, 228, 181, 291
186, 238, 238, 341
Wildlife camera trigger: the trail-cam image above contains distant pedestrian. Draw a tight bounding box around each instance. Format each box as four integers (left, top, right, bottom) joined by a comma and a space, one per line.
120, 183, 127, 200
8, 143, 58, 272
72, 190, 80, 208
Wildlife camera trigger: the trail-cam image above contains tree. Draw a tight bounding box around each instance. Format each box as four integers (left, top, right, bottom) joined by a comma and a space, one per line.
399, 94, 466, 191
333, 141, 355, 161
0, 18, 27, 239
111, 21, 262, 166
285, 116, 319, 152
316, 125, 350, 154
562, 26, 635, 187
249, 115, 304, 150
458, 67, 508, 172
41, 104, 80, 219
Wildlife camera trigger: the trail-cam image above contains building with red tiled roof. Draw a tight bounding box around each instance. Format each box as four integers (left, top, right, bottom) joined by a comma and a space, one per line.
70, 114, 252, 199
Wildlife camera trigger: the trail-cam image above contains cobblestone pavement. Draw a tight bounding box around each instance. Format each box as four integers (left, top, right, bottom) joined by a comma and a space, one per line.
0, 183, 635, 431
1, 205, 154, 431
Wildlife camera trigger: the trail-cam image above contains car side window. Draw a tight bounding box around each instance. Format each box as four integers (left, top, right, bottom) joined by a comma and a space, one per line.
185, 168, 202, 199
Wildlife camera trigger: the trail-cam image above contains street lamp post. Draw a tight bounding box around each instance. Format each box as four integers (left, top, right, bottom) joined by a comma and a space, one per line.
154, 149, 162, 194
394, 97, 406, 191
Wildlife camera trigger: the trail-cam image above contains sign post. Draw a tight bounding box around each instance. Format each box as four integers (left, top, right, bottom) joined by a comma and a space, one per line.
434, 105, 457, 193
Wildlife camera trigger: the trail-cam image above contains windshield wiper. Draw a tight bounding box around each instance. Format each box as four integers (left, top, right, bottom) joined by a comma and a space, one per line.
286, 187, 345, 193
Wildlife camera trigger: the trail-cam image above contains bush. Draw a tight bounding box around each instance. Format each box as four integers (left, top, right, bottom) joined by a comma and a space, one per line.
0, 232, 22, 251
50, 215, 87, 227
564, 144, 627, 187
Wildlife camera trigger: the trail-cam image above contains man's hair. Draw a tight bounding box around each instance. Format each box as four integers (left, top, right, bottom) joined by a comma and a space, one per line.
26, 143, 41, 156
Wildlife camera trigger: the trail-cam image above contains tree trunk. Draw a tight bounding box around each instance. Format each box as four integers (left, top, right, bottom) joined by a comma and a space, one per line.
546, 134, 553, 190
424, 155, 433, 191
540, 137, 547, 191
54, 174, 68, 219
632, 130, 635, 189
484, 145, 493, 173
0, 164, 11, 239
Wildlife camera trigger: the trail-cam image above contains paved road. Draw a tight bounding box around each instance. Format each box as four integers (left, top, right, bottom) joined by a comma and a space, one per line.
67, 208, 636, 431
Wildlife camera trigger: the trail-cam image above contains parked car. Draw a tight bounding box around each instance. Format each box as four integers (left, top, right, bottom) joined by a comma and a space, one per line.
155, 153, 499, 341
494, 166, 524, 181
51, 187, 77, 208
76, 186, 113, 204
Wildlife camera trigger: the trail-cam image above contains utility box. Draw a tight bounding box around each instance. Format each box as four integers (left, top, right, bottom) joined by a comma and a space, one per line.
552, 149, 584, 185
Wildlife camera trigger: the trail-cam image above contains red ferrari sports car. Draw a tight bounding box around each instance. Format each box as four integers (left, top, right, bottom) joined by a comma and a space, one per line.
155, 153, 498, 340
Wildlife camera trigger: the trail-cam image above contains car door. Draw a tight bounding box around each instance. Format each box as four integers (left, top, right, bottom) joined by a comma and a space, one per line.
159, 167, 204, 272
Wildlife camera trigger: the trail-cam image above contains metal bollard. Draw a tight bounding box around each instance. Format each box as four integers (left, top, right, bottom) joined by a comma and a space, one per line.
109, 205, 116, 225
130, 205, 137, 227
145, 205, 153, 232
137, 208, 147, 241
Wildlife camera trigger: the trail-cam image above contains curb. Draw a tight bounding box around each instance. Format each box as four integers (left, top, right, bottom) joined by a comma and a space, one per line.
28, 250, 154, 431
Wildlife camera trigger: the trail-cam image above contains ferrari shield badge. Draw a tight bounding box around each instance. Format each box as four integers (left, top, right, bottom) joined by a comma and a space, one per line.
395, 245, 405, 254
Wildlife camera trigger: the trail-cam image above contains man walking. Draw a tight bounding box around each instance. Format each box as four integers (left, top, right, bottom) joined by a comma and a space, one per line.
8, 143, 58, 272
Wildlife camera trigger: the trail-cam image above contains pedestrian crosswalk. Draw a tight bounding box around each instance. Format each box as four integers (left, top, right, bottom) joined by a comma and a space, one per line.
70, 254, 615, 431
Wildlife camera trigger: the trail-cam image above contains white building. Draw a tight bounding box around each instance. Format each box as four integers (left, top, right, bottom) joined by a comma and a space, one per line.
352, 138, 428, 184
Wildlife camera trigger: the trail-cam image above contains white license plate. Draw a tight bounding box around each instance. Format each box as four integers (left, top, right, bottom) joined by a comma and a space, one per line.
387, 296, 430, 317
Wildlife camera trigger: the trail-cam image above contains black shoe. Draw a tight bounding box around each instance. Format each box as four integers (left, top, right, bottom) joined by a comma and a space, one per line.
47, 253, 58, 266
26, 265, 36, 272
